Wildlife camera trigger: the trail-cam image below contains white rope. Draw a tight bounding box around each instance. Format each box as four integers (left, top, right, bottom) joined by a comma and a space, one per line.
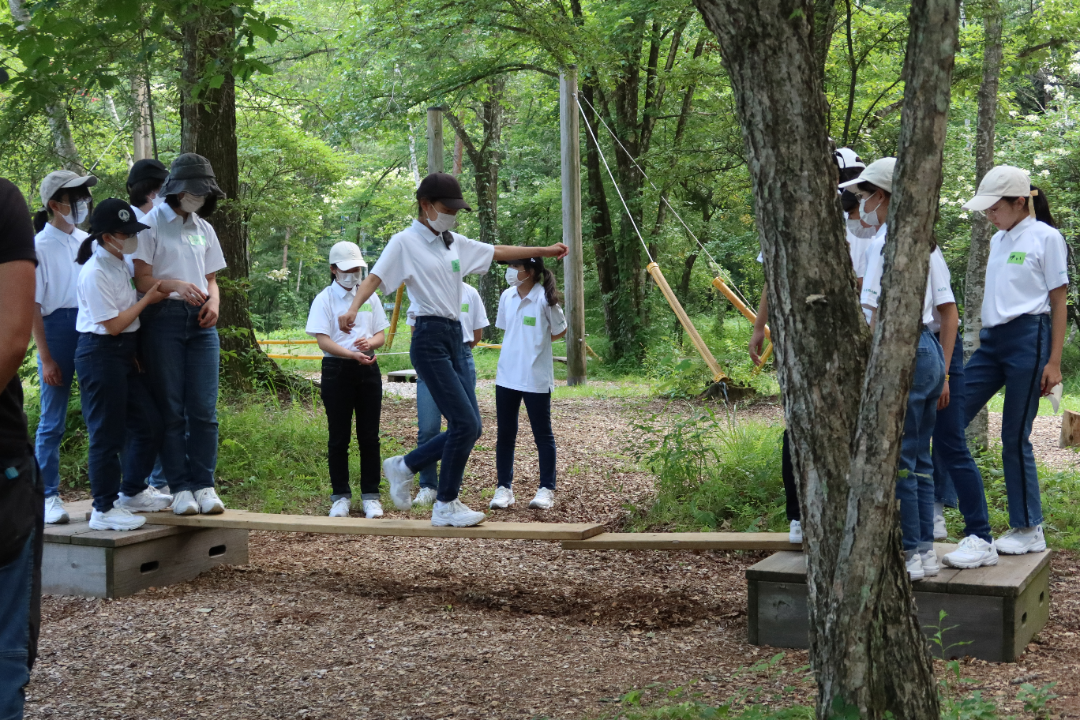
575, 94, 654, 264
576, 93, 754, 310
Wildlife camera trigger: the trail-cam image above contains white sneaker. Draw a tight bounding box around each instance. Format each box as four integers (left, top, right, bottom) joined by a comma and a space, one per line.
995, 525, 1046, 555
116, 488, 171, 513
907, 553, 925, 581
788, 520, 803, 544
171, 490, 199, 516
489, 486, 515, 509
362, 499, 384, 519
942, 535, 999, 569
933, 503, 947, 541
528, 487, 555, 510
148, 485, 173, 502
412, 487, 438, 506
383, 456, 415, 510
89, 507, 146, 531
431, 499, 486, 527
329, 497, 351, 518
194, 487, 225, 515
44, 496, 69, 525
920, 549, 940, 577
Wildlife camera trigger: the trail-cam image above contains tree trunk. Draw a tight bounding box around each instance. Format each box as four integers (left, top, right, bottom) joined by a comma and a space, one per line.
695, 0, 959, 716
962, 0, 1003, 452
132, 74, 153, 162
281, 227, 290, 271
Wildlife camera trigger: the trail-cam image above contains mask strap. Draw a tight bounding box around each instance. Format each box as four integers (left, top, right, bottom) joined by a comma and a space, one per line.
1028, 189, 1038, 218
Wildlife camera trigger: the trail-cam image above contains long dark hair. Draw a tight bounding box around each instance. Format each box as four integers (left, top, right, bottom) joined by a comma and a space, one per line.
33, 185, 93, 233
1002, 185, 1056, 228
128, 178, 164, 208
76, 234, 102, 265
165, 193, 219, 218
521, 258, 561, 307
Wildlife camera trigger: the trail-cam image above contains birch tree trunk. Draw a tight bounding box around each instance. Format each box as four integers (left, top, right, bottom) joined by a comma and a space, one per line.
694, 0, 960, 716
962, 1, 1003, 452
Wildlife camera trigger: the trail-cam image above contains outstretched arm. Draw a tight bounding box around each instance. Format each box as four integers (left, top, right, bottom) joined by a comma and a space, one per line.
492, 243, 569, 263
337, 273, 384, 332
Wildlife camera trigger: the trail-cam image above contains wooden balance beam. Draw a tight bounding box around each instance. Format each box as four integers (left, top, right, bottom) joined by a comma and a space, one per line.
561, 532, 800, 551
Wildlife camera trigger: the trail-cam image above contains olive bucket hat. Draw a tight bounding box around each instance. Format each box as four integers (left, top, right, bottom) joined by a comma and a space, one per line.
159, 153, 225, 198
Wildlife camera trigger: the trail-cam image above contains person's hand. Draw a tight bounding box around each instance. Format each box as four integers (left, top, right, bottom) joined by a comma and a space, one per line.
338, 310, 357, 333
198, 297, 219, 328
176, 281, 207, 306
937, 379, 950, 411
41, 357, 62, 386
1041, 361, 1063, 396
143, 281, 168, 305
352, 336, 372, 352
546, 242, 569, 260
749, 326, 766, 365
355, 351, 376, 365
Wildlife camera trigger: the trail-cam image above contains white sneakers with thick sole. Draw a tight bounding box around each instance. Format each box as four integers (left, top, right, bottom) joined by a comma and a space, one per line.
942, 535, 999, 569
171, 488, 225, 515
431, 499, 486, 527
45, 496, 69, 525
329, 497, 351, 518
995, 525, 1046, 555
528, 487, 555, 510
362, 499, 384, 519
413, 487, 438, 506
89, 507, 146, 532
116, 489, 171, 513
383, 456, 415, 511
906, 553, 925, 581
920, 548, 940, 577
788, 520, 803, 544
489, 486, 515, 510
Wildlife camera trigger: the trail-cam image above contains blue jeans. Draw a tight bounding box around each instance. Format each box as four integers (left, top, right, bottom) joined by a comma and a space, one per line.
34, 308, 79, 498
75, 333, 164, 512
931, 332, 992, 542
405, 318, 482, 503
897, 330, 946, 553
0, 477, 40, 720
416, 346, 477, 490
495, 385, 556, 491
964, 314, 1050, 529
139, 300, 220, 494
148, 459, 168, 490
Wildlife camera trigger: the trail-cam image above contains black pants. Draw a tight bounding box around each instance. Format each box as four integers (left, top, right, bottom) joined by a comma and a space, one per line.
495, 385, 556, 490
320, 357, 382, 497
782, 430, 800, 522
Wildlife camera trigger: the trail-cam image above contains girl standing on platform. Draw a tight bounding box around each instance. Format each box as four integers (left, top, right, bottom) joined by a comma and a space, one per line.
337, 172, 567, 527
943, 168, 1068, 567
32, 170, 98, 525
488, 258, 566, 511
306, 241, 389, 519
74, 200, 169, 531
133, 153, 227, 517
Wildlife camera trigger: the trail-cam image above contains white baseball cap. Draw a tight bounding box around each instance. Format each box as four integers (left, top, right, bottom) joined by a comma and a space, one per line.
838, 157, 897, 194
39, 170, 97, 208
961, 165, 1030, 212
328, 241, 367, 269
834, 147, 865, 170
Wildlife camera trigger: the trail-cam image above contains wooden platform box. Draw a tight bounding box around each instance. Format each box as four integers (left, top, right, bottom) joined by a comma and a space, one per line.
43, 518, 248, 599
746, 546, 1052, 663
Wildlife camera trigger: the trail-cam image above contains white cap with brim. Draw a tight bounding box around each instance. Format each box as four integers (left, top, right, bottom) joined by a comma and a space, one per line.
328, 241, 367, 269
39, 170, 97, 208
837, 157, 897, 194
835, 147, 865, 170
961, 165, 1030, 212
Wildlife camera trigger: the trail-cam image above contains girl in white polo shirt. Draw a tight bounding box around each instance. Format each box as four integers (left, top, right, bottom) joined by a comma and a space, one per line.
133, 153, 228, 517
73, 200, 169, 531
489, 257, 567, 511
31, 170, 98, 525
306, 242, 389, 519
947, 167, 1069, 560
337, 173, 566, 527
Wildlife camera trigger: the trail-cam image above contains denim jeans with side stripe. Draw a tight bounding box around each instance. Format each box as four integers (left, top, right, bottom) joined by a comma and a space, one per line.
34, 308, 79, 499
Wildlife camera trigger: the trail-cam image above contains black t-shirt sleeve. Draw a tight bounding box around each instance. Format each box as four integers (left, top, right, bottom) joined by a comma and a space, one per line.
0, 179, 36, 267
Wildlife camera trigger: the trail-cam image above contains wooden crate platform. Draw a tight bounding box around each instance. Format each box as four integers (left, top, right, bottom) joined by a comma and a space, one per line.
562, 532, 800, 551
746, 546, 1053, 662
142, 509, 605, 541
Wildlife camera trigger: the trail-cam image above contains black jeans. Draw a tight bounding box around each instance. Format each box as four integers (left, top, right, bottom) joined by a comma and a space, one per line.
782, 430, 800, 522
320, 357, 382, 497
495, 385, 556, 490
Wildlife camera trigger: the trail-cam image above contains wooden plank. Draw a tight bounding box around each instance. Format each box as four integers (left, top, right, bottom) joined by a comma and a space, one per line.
1060, 409, 1080, 448
69, 524, 189, 548
564, 532, 799, 552
142, 510, 605, 541
944, 550, 1053, 597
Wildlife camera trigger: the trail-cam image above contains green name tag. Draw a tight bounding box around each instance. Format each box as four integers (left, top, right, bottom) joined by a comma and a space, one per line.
1007, 252, 1027, 265
187, 234, 207, 247
451, 259, 460, 272
360, 303, 372, 311
461, 303, 469, 313
129, 278, 136, 290
523, 316, 536, 327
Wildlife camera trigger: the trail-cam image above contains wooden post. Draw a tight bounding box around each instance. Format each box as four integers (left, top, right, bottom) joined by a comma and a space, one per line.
560, 66, 586, 386
385, 284, 406, 349
426, 107, 444, 174
647, 262, 727, 382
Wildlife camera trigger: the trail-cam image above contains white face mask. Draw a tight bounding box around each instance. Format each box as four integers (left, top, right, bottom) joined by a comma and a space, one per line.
425, 204, 457, 233
60, 199, 89, 226
858, 194, 883, 228
336, 271, 360, 290
180, 194, 206, 214
106, 234, 138, 255
846, 216, 878, 239
505, 266, 523, 287
151, 193, 166, 208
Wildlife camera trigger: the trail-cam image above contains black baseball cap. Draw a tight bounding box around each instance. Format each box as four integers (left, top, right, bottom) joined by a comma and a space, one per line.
416, 172, 472, 211
89, 198, 150, 236
127, 158, 169, 187
498, 256, 546, 269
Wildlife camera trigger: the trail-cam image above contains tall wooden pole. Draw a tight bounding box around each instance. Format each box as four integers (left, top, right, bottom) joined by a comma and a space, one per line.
426, 107, 444, 174
560, 67, 586, 385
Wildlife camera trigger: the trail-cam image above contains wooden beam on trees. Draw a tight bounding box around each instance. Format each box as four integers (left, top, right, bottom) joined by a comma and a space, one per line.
560, 66, 586, 386
426, 107, 444, 174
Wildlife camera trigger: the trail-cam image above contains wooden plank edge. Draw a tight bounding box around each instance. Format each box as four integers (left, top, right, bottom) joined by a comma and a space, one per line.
563, 532, 802, 551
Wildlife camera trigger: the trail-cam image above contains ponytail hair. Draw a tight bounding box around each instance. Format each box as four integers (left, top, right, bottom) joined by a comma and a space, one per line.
534, 261, 561, 307
1030, 185, 1057, 228
76, 234, 100, 265
33, 209, 49, 233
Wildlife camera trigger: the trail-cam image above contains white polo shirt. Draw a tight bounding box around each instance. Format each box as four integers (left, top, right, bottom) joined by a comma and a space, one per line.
34, 223, 89, 316
982, 217, 1069, 329
306, 281, 390, 357
406, 282, 490, 344
134, 203, 227, 299
371, 219, 495, 321
861, 240, 954, 328
125, 204, 146, 277
494, 284, 567, 394
75, 243, 140, 335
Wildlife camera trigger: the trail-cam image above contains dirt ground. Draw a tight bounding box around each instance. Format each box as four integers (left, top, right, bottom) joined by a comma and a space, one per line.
24, 392, 1080, 719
